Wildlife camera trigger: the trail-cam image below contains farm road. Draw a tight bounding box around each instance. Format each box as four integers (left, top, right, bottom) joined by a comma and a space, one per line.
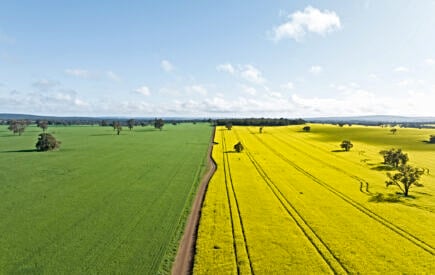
171, 128, 217, 275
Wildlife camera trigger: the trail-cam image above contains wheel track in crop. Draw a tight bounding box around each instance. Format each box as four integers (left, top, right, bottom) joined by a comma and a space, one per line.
267, 130, 368, 185
272, 128, 434, 213
233, 129, 349, 274
221, 130, 254, 275
245, 128, 435, 256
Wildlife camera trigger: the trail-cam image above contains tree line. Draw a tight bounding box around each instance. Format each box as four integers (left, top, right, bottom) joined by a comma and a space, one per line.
216, 118, 305, 126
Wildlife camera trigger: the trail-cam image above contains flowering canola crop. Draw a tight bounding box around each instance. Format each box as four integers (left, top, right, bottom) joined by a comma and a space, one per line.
194, 125, 435, 274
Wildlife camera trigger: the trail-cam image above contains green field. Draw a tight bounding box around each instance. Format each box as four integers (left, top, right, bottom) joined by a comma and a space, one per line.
0, 123, 212, 274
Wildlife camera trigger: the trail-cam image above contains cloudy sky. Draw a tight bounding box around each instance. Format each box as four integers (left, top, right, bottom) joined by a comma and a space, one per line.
1, 1, 435, 117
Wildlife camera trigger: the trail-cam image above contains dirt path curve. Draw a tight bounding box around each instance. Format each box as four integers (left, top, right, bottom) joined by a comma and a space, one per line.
171, 127, 217, 275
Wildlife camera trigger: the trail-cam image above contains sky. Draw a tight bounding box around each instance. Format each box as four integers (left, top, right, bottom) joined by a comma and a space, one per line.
1, 0, 435, 118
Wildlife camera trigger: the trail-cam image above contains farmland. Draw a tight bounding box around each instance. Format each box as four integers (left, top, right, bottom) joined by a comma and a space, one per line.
194, 124, 435, 273
0, 123, 212, 274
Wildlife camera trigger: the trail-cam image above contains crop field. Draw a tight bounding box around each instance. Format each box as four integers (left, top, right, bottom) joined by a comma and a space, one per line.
194, 124, 435, 274
0, 123, 212, 274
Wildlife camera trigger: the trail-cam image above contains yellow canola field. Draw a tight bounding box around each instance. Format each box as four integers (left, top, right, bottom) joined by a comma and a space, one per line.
194, 125, 435, 274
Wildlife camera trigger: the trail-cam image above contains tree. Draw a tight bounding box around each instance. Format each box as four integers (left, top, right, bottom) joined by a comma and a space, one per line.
379, 148, 408, 168
8, 120, 27, 136
225, 122, 232, 130
36, 133, 61, 151
100, 120, 108, 127
154, 118, 164, 131
390, 128, 397, 135
37, 120, 48, 132
429, 135, 435, 143
259, 127, 263, 133
116, 124, 122, 135
127, 119, 135, 131
302, 126, 311, 132
386, 165, 426, 196
234, 141, 244, 152
111, 121, 122, 135
340, 140, 353, 151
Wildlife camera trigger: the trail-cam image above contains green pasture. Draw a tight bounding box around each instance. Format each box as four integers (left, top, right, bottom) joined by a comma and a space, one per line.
0, 123, 212, 274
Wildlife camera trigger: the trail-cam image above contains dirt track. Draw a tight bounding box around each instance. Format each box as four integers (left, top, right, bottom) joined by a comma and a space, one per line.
171, 127, 216, 275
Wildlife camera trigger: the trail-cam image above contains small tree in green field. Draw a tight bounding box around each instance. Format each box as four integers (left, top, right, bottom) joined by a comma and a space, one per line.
36, 133, 61, 151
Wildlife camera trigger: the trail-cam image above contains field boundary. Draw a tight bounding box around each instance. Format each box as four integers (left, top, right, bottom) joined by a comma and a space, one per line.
171, 127, 217, 275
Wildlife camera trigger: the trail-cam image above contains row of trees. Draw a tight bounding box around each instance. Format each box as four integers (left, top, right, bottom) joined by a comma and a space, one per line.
217, 118, 305, 127
7, 119, 49, 136
110, 118, 165, 135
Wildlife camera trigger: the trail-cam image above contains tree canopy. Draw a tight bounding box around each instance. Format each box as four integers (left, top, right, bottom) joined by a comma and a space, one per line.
7, 120, 28, 136
234, 142, 244, 153
386, 165, 426, 196
379, 148, 408, 168
154, 119, 164, 130
127, 119, 135, 131
302, 126, 311, 132
36, 133, 61, 151
340, 140, 353, 151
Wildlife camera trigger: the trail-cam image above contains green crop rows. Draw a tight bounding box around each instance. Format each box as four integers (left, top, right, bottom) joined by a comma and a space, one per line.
0, 123, 212, 274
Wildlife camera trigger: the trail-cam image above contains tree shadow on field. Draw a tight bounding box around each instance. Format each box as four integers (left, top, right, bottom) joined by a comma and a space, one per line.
369, 193, 403, 203
370, 164, 395, 171
331, 149, 345, 153
1, 149, 37, 153
135, 128, 165, 133
89, 133, 115, 136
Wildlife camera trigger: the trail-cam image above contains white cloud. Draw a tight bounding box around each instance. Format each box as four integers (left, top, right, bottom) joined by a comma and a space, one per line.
106, 71, 121, 81
425, 58, 435, 65
185, 85, 207, 96
0, 89, 90, 115
161, 60, 174, 72
272, 6, 341, 41
240, 84, 257, 95
216, 63, 236, 74
394, 66, 409, 72
281, 82, 294, 90
135, 86, 151, 96
65, 69, 92, 78
310, 65, 323, 74
217, 63, 265, 84
240, 65, 265, 84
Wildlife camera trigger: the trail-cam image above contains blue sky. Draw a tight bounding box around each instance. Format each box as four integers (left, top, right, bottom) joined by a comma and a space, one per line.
1, 0, 435, 117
